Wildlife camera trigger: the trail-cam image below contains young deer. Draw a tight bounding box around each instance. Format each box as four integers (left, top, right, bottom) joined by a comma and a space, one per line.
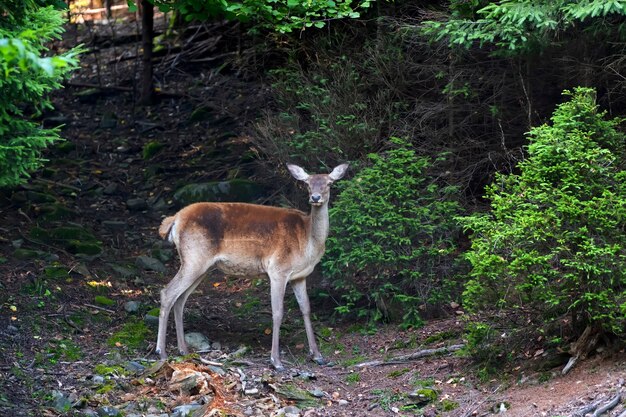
156, 163, 349, 370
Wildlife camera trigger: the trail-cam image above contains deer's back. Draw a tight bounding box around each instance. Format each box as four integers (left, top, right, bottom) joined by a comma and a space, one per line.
174, 202, 309, 263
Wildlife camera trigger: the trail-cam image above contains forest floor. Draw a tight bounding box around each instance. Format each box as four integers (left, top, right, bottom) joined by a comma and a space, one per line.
1, 15, 626, 417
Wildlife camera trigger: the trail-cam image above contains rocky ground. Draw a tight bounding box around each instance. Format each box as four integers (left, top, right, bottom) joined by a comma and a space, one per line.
1, 13, 626, 417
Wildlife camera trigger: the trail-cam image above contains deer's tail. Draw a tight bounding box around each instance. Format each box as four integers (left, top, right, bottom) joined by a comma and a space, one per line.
159, 216, 176, 242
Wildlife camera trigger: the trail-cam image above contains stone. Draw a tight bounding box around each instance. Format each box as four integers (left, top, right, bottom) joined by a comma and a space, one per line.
124, 301, 141, 313
309, 388, 325, 398
211, 341, 222, 351
338, 399, 348, 406
184, 332, 211, 352
124, 361, 145, 374
102, 220, 127, 231
277, 405, 301, 417
14, 248, 58, 261
96, 405, 122, 416
244, 388, 259, 395
126, 198, 148, 211
103, 183, 120, 195
6, 325, 18, 335
99, 112, 117, 129
38, 203, 76, 221
135, 256, 166, 273
151, 248, 174, 262
173, 179, 265, 206
108, 263, 136, 278
171, 403, 203, 417
206, 365, 226, 376
92, 375, 105, 384
144, 314, 160, 327
52, 390, 72, 413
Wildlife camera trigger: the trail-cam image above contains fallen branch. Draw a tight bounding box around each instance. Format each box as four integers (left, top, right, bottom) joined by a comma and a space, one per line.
592, 393, 621, 417
354, 344, 465, 368
570, 394, 621, 417
66, 81, 191, 99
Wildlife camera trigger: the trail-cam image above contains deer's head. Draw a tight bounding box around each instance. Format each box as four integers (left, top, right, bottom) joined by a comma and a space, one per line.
287, 163, 349, 206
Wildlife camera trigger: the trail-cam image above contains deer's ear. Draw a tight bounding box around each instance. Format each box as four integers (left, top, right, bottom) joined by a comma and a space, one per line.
329, 163, 349, 181
287, 164, 309, 181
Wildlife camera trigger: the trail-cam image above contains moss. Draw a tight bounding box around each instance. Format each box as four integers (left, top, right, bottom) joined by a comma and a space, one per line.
95, 296, 115, 307
345, 372, 360, 384
387, 368, 410, 379
107, 319, 152, 349
66, 240, 102, 255
440, 399, 460, 411
94, 363, 126, 376
412, 388, 438, 404
142, 141, 165, 159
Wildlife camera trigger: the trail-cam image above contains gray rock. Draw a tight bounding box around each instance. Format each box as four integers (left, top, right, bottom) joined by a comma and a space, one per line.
92, 375, 105, 384
184, 332, 211, 352
103, 183, 120, 195
102, 220, 127, 231
124, 301, 141, 313
136, 255, 166, 273
52, 390, 72, 412
99, 112, 117, 129
338, 399, 349, 406
309, 388, 325, 398
144, 314, 160, 327
277, 406, 301, 417
82, 410, 99, 417
150, 197, 169, 212
211, 341, 222, 351
108, 263, 136, 278
173, 179, 265, 206
96, 405, 122, 417
244, 388, 259, 395
172, 404, 203, 417
206, 365, 226, 376
6, 325, 18, 335
125, 361, 145, 373
126, 198, 148, 211
151, 248, 174, 262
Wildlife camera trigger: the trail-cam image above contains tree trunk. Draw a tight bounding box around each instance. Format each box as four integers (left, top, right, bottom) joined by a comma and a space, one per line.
139, 0, 154, 105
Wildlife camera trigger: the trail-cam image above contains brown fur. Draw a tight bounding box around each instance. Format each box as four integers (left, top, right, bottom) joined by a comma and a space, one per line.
159, 216, 175, 239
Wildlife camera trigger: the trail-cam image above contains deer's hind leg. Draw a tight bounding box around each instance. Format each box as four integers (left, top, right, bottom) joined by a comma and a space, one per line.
156, 258, 213, 359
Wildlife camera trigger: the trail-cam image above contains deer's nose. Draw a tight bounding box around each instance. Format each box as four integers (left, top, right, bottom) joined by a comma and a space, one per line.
311, 194, 321, 203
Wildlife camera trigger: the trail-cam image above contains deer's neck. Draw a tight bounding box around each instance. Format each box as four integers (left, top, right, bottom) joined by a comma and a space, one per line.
307, 203, 329, 249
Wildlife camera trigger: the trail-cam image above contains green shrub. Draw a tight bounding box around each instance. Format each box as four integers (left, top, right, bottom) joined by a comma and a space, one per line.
322, 138, 465, 327
0, 1, 80, 187
461, 87, 626, 337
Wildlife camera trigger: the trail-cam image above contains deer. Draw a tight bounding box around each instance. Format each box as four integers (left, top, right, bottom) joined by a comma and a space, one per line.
155, 163, 349, 371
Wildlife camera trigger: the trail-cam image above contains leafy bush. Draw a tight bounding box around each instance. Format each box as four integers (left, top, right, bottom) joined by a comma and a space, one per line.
147, 0, 371, 33
461, 87, 626, 337
422, 0, 626, 54
322, 138, 466, 327
0, 1, 79, 187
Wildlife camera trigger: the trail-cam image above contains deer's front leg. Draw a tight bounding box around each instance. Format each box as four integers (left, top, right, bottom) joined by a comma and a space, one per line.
269, 274, 289, 371
292, 277, 326, 365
